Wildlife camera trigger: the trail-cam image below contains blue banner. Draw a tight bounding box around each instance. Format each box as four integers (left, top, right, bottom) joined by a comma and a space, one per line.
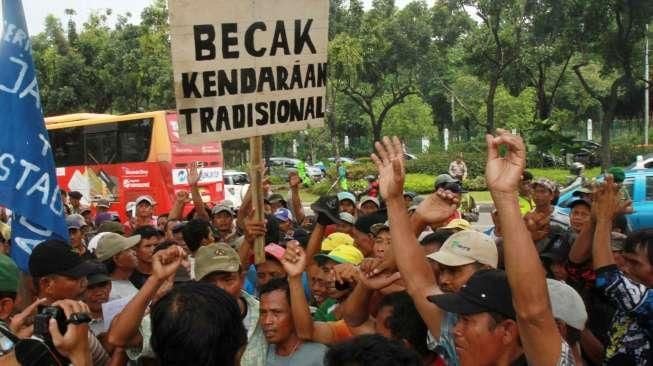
0, 0, 68, 271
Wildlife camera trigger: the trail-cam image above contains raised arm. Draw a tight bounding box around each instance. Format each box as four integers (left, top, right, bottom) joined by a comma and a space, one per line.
305, 222, 325, 268
187, 162, 209, 222
107, 246, 185, 348
370, 136, 457, 340
281, 241, 337, 344
485, 130, 562, 366
167, 191, 189, 221
289, 172, 306, 225
568, 220, 595, 264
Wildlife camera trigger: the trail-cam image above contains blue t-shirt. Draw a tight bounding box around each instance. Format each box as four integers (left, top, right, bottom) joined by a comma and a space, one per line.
244, 264, 312, 300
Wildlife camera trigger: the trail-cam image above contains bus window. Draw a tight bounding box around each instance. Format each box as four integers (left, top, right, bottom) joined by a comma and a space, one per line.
117, 118, 153, 162
50, 127, 84, 167
85, 123, 118, 164
49, 118, 153, 166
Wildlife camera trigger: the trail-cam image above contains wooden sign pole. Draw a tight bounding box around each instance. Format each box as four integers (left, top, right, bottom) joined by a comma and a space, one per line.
249, 136, 266, 264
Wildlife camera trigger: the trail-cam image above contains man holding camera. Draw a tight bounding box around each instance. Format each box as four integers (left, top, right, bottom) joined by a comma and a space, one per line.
28, 240, 110, 365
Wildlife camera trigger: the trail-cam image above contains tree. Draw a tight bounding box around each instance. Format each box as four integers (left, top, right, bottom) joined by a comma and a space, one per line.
572, 0, 653, 169
461, 0, 527, 133
330, 1, 432, 146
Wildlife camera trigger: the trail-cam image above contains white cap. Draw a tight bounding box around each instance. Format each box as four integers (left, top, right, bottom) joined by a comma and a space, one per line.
339, 212, 356, 225
359, 196, 380, 208
135, 195, 156, 206
546, 279, 587, 330
427, 230, 498, 268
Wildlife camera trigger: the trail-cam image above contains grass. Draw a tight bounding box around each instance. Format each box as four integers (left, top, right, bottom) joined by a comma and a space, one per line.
469, 191, 493, 203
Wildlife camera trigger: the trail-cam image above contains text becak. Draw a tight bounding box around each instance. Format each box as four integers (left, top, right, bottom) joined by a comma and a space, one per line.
194, 20, 317, 60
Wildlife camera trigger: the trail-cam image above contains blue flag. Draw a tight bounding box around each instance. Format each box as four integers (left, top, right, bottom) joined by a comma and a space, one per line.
0, 0, 68, 271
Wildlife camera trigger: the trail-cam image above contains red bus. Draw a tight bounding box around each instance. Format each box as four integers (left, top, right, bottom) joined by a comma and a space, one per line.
45, 111, 224, 221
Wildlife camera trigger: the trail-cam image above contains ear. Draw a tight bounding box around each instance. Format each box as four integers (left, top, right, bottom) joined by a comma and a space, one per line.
38, 276, 54, 298
501, 319, 520, 345
0, 297, 15, 320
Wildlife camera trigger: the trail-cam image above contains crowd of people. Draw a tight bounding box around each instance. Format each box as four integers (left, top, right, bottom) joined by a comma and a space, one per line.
0, 131, 651, 366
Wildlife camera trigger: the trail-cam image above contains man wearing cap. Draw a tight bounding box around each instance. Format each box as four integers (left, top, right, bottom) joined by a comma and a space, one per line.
124, 195, 157, 236
434, 174, 464, 220
274, 208, 295, 238
211, 204, 242, 248
370, 222, 391, 260
358, 196, 380, 216
95, 233, 141, 300
67, 214, 93, 260
531, 178, 569, 229
268, 193, 287, 214
129, 226, 163, 289
96, 199, 111, 214
69, 191, 83, 214
28, 240, 110, 365
546, 279, 588, 365
82, 261, 113, 336
337, 192, 357, 216
195, 243, 267, 366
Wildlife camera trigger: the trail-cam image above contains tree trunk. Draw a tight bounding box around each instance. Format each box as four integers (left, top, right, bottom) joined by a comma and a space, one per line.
486, 78, 498, 133
601, 105, 615, 171
372, 120, 382, 148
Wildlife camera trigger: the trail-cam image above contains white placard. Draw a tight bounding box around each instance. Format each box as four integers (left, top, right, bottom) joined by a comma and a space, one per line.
169, 0, 329, 143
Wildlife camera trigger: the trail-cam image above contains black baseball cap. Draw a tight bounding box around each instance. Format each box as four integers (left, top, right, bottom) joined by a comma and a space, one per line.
29, 240, 95, 278
428, 269, 515, 319
310, 195, 341, 225
85, 261, 111, 286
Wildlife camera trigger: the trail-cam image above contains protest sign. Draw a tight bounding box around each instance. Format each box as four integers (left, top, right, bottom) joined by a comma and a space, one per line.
0, 0, 69, 271
169, 0, 329, 143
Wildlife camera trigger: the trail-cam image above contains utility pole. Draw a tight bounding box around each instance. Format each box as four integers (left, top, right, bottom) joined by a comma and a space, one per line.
646, 24, 649, 145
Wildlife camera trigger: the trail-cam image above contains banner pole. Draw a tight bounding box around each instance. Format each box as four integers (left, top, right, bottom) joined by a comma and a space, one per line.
249, 136, 266, 264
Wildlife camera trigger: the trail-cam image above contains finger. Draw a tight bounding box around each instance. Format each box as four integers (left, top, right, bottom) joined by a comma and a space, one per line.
485, 134, 499, 161
16, 298, 47, 319
374, 140, 390, 163
48, 318, 64, 342
382, 136, 396, 159
392, 156, 403, 179
370, 153, 384, 171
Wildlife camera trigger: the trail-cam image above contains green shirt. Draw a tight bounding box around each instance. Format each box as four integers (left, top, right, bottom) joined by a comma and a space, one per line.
312, 298, 338, 322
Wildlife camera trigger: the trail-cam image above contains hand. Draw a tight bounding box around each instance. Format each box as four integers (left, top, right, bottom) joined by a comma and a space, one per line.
244, 210, 267, 243
175, 190, 190, 204
187, 162, 201, 186
152, 245, 186, 281
333, 263, 359, 285
414, 190, 459, 227
592, 175, 631, 222
49, 300, 91, 365
371, 136, 405, 201
9, 298, 47, 338
281, 241, 306, 278
359, 271, 401, 290
289, 172, 301, 190
485, 129, 526, 195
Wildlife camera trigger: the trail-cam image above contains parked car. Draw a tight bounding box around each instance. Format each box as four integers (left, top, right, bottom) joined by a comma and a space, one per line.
561, 140, 602, 168
627, 154, 653, 170
269, 157, 324, 181
222, 170, 250, 208
556, 169, 653, 232
327, 157, 356, 165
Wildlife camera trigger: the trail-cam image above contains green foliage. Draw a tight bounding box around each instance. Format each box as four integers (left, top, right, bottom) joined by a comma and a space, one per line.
405, 151, 486, 177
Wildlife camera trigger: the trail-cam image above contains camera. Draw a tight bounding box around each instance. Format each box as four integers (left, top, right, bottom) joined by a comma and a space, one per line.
33, 306, 68, 339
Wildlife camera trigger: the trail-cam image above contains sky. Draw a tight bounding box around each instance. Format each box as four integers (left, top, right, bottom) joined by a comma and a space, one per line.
18, 0, 438, 36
